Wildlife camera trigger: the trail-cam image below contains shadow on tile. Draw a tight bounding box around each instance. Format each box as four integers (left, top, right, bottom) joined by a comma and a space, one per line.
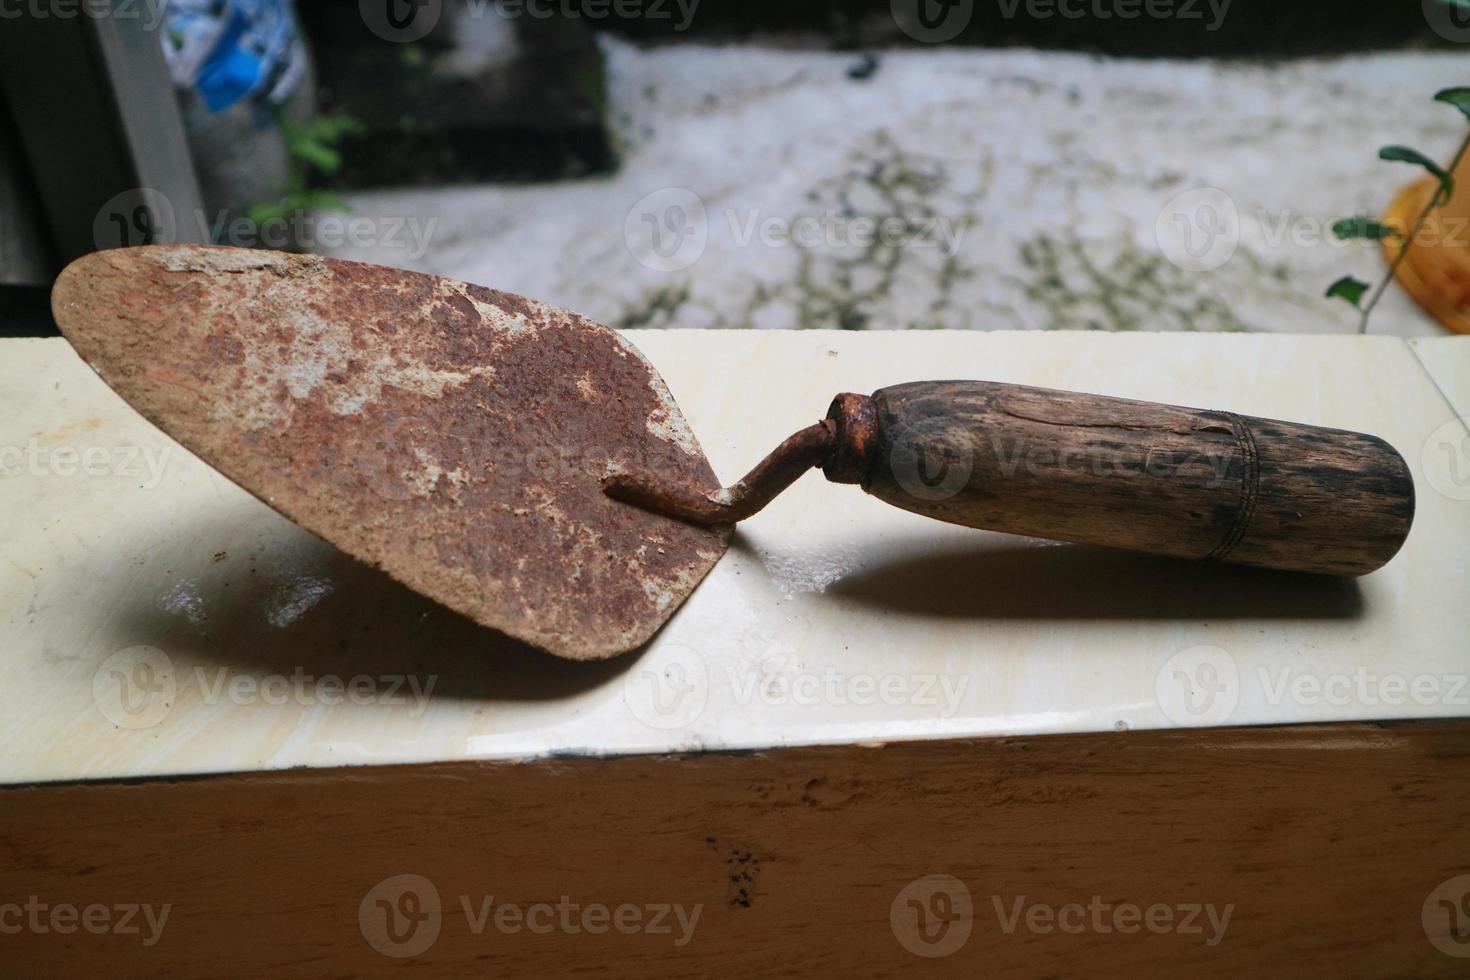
828, 536, 1365, 620
100, 511, 635, 703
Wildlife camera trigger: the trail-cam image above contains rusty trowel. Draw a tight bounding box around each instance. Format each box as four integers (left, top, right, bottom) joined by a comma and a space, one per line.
53, 246, 1414, 661
53, 246, 730, 660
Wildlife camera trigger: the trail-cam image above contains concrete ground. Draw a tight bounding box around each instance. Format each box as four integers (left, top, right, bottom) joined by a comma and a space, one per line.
320, 39, 1468, 338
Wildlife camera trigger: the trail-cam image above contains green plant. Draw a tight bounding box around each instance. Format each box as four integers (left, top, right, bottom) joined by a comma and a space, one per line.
1326, 87, 1470, 333
246, 114, 366, 227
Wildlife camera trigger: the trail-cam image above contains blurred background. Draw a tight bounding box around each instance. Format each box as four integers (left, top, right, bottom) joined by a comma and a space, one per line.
2, 0, 1469, 337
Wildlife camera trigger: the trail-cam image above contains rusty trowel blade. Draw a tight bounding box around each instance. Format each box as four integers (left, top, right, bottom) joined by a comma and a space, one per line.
51, 246, 730, 660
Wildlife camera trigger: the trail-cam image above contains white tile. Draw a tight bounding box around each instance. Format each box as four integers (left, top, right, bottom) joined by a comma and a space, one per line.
1, 330, 1465, 783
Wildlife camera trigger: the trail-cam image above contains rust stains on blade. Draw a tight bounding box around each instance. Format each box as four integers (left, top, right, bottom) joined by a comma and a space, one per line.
51, 245, 730, 660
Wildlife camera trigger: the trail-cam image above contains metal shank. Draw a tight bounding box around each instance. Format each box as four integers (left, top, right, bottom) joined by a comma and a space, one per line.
603, 420, 837, 525
601, 392, 878, 525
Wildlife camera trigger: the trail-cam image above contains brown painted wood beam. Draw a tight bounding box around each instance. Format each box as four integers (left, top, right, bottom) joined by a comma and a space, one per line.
2, 720, 1468, 977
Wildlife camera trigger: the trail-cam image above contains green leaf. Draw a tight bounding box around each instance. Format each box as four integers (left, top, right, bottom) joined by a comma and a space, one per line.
246, 202, 288, 227
1379, 145, 1454, 205
291, 139, 342, 174
1434, 87, 1470, 120
1324, 275, 1370, 307
279, 114, 362, 175
311, 115, 366, 141
1331, 216, 1400, 242
290, 189, 349, 213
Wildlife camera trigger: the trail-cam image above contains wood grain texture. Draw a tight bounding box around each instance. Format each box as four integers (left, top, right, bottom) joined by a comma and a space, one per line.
863, 381, 1414, 576
2, 721, 1468, 977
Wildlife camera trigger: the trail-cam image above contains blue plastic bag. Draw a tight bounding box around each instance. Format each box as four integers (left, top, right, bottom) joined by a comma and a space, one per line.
162, 0, 307, 112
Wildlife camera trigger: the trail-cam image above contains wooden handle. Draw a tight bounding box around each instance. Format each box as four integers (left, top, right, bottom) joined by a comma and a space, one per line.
824, 381, 1415, 576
